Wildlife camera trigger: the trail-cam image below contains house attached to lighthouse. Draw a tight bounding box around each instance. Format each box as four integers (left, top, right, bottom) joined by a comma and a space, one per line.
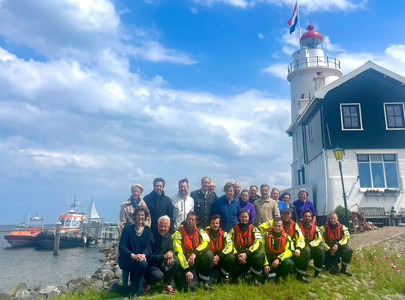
286, 24, 405, 221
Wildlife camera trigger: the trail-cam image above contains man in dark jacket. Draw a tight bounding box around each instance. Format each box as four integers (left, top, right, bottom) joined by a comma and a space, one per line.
144, 215, 178, 295
144, 178, 174, 233
190, 176, 217, 228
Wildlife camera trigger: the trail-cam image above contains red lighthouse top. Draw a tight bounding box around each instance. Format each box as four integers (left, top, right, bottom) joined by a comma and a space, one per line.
300, 24, 323, 41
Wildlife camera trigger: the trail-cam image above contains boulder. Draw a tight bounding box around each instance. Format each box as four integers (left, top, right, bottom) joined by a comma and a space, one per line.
66, 278, 84, 291
9, 283, 28, 297
0, 291, 11, 300
38, 285, 61, 297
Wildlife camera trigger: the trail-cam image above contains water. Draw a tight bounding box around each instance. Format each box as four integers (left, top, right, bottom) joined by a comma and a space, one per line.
0, 225, 104, 293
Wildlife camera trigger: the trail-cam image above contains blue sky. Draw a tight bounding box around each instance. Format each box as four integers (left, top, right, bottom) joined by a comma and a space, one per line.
1, 0, 405, 224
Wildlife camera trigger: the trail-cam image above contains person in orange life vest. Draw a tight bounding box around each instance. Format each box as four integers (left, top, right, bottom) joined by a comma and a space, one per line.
230, 209, 264, 285
297, 209, 326, 279
172, 211, 214, 291
205, 215, 236, 283
259, 207, 307, 282
262, 217, 294, 283
319, 212, 353, 276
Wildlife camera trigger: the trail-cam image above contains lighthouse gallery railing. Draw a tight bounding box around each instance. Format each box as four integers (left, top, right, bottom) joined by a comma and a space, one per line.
288, 56, 341, 74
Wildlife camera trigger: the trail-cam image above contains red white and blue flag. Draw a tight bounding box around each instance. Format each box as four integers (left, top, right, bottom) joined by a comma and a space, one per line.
287, 1, 298, 34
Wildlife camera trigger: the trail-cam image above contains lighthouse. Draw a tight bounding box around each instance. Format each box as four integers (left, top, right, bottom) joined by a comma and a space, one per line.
285, 24, 405, 222
287, 24, 342, 188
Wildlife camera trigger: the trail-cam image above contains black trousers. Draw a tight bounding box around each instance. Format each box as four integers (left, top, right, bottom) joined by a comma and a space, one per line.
174, 249, 214, 289
234, 250, 264, 277
324, 244, 353, 272
295, 245, 325, 274
266, 256, 294, 280
211, 253, 236, 277
144, 257, 179, 285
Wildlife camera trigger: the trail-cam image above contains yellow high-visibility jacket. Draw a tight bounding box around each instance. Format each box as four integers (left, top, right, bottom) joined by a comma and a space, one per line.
319, 222, 350, 251
297, 220, 324, 248
172, 225, 210, 269
258, 219, 305, 250
230, 223, 262, 255
261, 228, 293, 265
205, 226, 234, 256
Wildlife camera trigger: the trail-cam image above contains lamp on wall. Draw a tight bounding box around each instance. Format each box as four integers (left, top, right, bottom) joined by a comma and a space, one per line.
333, 147, 350, 230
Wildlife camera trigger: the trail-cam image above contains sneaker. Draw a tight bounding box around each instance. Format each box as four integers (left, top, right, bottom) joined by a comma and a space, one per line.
298, 276, 310, 284
163, 284, 176, 295
142, 283, 153, 294
315, 273, 326, 279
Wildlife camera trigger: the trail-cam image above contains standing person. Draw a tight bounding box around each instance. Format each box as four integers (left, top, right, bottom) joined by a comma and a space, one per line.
209, 181, 218, 199
320, 212, 353, 276
249, 185, 260, 204
205, 215, 236, 283
144, 216, 178, 295
144, 178, 174, 232
211, 182, 240, 232
239, 189, 256, 223
233, 182, 242, 199
118, 184, 151, 235
171, 178, 194, 230
297, 209, 326, 278
293, 188, 316, 224
281, 192, 298, 222
172, 212, 214, 291
254, 184, 280, 226
190, 176, 217, 228
117, 206, 151, 297
262, 218, 294, 283
230, 209, 264, 285
271, 187, 286, 215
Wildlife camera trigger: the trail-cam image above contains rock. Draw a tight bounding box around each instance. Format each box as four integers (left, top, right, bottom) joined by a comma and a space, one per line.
88, 280, 104, 292
0, 291, 11, 300
29, 284, 41, 292
14, 289, 31, 299
57, 285, 67, 294
38, 285, 61, 297
66, 278, 84, 291
9, 283, 28, 297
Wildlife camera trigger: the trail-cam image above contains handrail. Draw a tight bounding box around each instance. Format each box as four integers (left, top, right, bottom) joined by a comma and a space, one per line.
288, 56, 341, 74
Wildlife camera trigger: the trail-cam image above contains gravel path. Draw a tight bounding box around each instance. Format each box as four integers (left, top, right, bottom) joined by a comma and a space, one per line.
350, 226, 405, 250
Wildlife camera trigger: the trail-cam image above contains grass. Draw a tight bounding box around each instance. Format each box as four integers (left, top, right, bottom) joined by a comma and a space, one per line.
56, 245, 405, 300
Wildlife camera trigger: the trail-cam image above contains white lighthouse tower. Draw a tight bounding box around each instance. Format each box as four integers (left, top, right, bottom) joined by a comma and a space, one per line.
287, 24, 342, 187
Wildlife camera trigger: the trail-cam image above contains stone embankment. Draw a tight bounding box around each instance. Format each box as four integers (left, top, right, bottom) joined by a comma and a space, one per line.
2, 227, 405, 299
0, 246, 120, 300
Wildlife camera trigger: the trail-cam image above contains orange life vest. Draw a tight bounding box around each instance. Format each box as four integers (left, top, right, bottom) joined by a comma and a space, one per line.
298, 221, 316, 243
283, 219, 295, 237
205, 228, 224, 253
324, 222, 342, 247
265, 227, 287, 255
234, 223, 253, 253
180, 226, 200, 257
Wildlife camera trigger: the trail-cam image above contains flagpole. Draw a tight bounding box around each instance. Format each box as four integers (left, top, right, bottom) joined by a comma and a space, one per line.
296, 0, 301, 40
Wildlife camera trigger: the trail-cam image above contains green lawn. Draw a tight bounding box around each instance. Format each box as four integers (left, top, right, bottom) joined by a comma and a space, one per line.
57, 245, 405, 300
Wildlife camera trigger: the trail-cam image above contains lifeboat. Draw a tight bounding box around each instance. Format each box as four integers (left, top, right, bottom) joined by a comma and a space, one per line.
4, 214, 44, 248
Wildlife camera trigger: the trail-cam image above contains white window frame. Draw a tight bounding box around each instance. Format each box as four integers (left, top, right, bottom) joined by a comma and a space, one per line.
340, 103, 363, 131
383, 102, 405, 130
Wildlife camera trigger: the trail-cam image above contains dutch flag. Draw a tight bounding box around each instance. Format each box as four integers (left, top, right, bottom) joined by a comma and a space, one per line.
287, 1, 298, 34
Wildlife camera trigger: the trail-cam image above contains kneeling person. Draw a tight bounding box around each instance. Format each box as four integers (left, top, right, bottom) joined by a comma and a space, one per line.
320, 212, 353, 276
262, 217, 294, 283
205, 215, 236, 283
144, 216, 177, 295
297, 209, 326, 278
172, 212, 214, 291
230, 209, 264, 284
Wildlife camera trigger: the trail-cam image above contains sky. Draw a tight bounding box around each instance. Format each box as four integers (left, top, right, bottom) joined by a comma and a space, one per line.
1, 0, 405, 224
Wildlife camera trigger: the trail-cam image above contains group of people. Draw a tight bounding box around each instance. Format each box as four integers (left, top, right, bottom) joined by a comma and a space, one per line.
114, 177, 353, 296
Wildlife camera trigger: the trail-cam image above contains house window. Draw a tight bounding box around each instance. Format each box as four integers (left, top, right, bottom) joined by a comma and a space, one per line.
340, 104, 362, 130
384, 103, 405, 129
357, 154, 399, 188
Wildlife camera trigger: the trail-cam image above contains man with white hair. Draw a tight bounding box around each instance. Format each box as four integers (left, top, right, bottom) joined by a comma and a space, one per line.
118, 183, 151, 235
190, 176, 217, 228
171, 178, 194, 230
144, 215, 178, 295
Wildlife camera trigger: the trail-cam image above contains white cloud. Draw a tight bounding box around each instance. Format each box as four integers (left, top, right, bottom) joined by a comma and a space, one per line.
192, 0, 249, 8
262, 63, 288, 79
257, 32, 264, 40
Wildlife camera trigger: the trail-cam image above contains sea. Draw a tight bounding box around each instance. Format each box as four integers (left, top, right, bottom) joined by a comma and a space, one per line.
0, 225, 105, 293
